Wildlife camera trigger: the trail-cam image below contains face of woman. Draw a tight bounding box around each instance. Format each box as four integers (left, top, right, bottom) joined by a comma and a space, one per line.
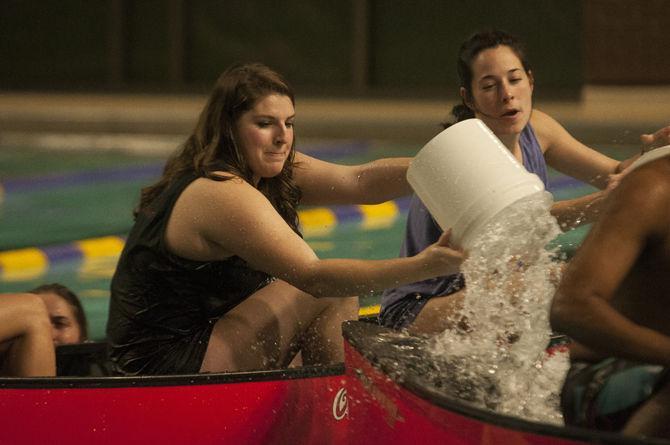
37, 292, 83, 345
464, 45, 534, 137
235, 94, 295, 185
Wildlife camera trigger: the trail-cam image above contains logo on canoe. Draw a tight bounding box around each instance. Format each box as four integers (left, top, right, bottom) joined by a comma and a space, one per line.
332, 387, 348, 420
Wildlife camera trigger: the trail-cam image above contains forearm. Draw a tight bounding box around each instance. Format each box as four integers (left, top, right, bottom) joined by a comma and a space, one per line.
294, 154, 412, 206
290, 255, 442, 299
550, 191, 607, 230
356, 157, 413, 203
551, 294, 670, 366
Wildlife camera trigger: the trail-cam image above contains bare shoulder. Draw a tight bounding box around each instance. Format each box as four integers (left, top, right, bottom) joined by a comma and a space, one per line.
529, 108, 562, 132
529, 108, 553, 125
183, 174, 255, 203
609, 158, 670, 230
619, 158, 670, 198
167, 173, 281, 261
529, 109, 569, 149
174, 174, 272, 231
530, 108, 567, 141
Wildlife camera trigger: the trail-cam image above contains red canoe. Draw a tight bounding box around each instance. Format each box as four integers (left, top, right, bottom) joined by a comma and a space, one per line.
343, 321, 668, 445
0, 321, 666, 445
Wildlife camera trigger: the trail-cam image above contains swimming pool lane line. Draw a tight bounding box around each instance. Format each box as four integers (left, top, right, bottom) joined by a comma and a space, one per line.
0, 174, 588, 282
0, 197, 410, 282
0, 236, 127, 282
3, 164, 582, 195
1, 141, 373, 194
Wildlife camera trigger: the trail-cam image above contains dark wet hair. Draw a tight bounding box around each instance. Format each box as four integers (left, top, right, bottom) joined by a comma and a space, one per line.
138, 62, 301, 233
444, 29, 532, 128
29, 283, 88, 341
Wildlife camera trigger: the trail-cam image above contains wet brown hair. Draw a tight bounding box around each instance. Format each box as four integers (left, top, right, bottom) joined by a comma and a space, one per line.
138, 62, 302, 233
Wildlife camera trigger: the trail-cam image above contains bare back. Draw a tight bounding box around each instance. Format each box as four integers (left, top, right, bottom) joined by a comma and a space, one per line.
553, 157, 670, 363
612, 223, 670, 337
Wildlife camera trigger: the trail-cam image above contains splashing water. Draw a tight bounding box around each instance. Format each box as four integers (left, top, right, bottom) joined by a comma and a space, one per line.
428, 191, 569, 424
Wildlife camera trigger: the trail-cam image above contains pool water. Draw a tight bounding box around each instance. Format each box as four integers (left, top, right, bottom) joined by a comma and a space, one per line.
0, 141, 634, 340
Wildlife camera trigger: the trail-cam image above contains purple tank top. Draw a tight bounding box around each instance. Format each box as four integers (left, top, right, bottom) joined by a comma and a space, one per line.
380, 123, 548, 315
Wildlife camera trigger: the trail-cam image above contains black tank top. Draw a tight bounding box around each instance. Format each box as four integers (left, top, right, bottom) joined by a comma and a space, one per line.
107, 173, 272, 375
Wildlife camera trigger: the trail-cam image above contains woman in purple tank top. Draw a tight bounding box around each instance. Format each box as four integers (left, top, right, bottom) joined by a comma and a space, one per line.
380, 29, 665, 334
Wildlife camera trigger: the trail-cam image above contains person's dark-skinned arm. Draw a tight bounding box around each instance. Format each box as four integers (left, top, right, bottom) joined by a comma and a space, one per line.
550, 164, 670, 366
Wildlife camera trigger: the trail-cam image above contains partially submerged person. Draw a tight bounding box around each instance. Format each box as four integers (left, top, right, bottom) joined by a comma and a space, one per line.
30, 283, 88, 345
379, 29, 661, 335
106, 63, 464, 376
550, 139, 670, 439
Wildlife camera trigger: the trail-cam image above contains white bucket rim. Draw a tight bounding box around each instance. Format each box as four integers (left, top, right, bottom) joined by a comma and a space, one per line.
628, 144, 670, 173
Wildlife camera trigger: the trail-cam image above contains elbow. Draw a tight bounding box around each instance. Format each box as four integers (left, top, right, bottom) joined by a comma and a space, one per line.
550, 290, 595, 336
549, 293, 574, 334
283, 260, 360, 298
300, 279, 332, 299
277, 258, 324, 298
286, 275, 326, 299
549, 305, 565, 334
301, 276, 356, 299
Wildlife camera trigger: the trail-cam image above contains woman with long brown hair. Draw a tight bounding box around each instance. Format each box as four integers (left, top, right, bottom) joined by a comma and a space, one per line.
107, 62, 464, 375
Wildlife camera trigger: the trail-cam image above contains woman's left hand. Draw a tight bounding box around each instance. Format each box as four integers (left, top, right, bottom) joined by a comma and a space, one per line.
609, 125, 670, 190
640, 125, 670, 153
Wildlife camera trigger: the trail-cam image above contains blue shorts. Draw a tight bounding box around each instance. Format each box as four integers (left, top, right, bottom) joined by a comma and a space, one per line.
378, 292, 431, 330
561, 358, 669, 431
379, 274, 465, 330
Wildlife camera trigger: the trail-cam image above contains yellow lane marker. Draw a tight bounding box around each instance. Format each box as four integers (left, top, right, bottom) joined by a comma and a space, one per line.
76, 236, 125, 257
358, 304, 380, 317
358, 201, 399, 229
76, 236, 125, 280
0, 248, 48, 281
299, 207, 337, 237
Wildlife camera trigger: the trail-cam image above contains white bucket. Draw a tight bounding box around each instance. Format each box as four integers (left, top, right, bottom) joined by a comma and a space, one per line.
407, 118, 549, 249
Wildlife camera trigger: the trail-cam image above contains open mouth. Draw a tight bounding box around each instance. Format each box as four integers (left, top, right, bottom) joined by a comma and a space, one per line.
501, 109, 520, 118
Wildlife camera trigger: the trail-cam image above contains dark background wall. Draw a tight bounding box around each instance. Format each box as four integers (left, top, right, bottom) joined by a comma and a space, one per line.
583, 0, 670, 84
0, 0, 668, 98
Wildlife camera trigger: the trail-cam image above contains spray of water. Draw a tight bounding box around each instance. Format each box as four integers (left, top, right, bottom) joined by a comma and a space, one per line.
428, 191, 569, 424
